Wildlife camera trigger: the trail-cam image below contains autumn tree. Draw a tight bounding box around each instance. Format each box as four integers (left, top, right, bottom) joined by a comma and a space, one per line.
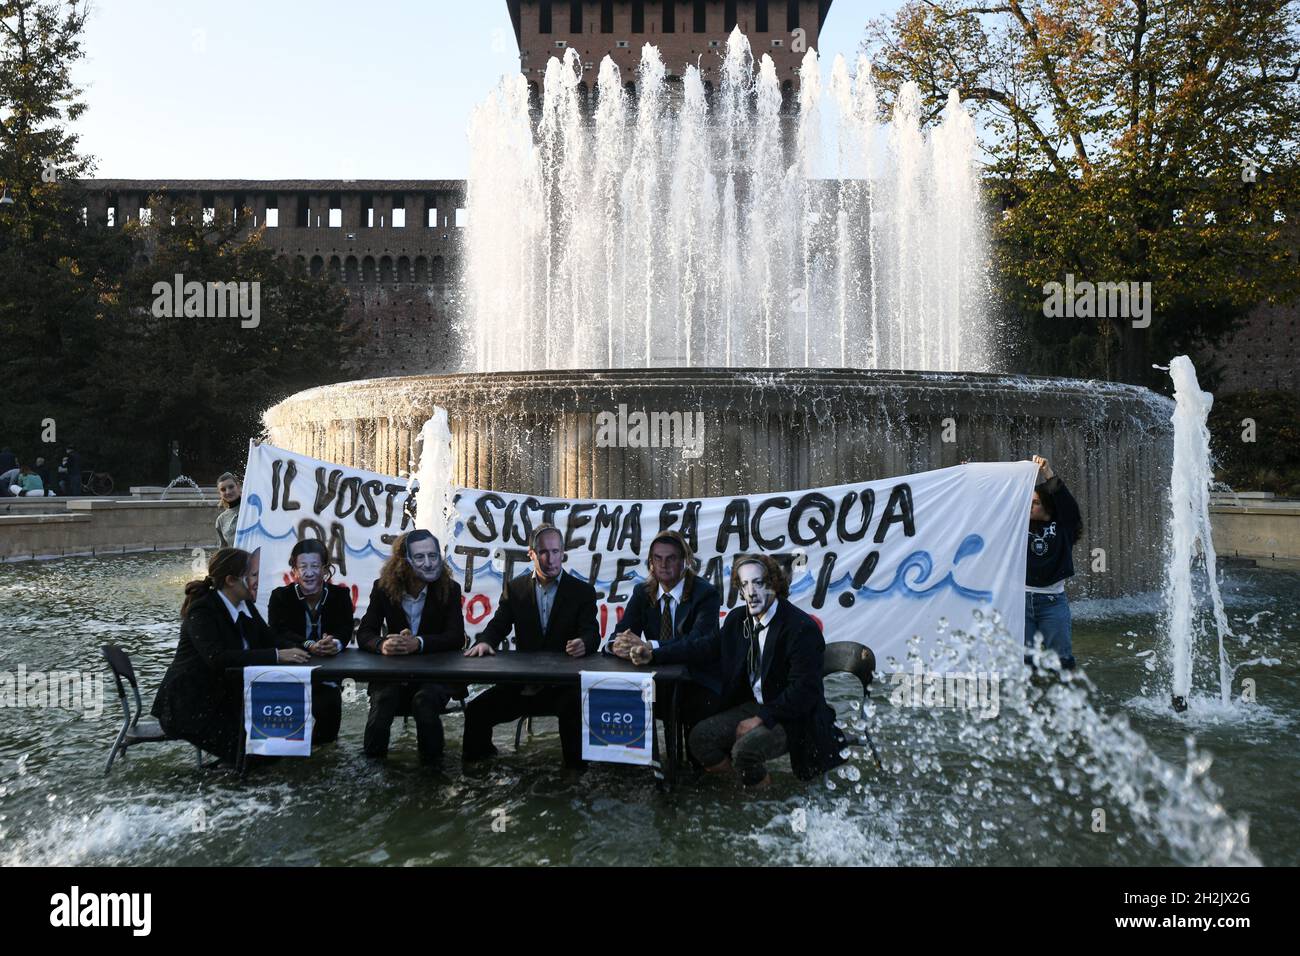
864, 0, 1300, 385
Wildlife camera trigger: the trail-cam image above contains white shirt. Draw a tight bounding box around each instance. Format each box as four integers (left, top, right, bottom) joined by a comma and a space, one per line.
400, 585, 429, 651
217, 590, 253, 649
748, 600, 778, 704
1026, 580, 1067, 595
650, 576, 687, 649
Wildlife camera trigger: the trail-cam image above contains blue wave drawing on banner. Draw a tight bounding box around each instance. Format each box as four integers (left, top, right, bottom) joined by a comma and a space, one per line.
234, 493, 394, 561
827, 534, 993, 602
447, 535, 991, 603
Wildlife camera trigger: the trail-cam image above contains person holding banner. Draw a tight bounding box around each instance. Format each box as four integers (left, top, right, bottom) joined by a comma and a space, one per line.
605, 529, 723, 732
357, 530, 464, 765
215, 472, 242, 547
630, 554, 846, 788
152, 548, 310, 764
268, 539, 354, 746
462, 524, 599, 769
1025, 455, 1082, 670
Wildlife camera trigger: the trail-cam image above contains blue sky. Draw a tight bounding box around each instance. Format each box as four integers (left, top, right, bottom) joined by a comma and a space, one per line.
71, 0, 896, 179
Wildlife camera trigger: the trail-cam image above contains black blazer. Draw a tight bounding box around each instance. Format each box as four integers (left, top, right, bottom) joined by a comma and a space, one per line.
653, 598, 846, 779
474, 570, 599, 655
607, 574, 723, 693
151, 589, 295, 745
267, 583, 356, 647
356, 578, 465, 654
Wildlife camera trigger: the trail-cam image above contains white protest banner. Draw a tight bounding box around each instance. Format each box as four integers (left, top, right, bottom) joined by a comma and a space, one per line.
448, 462, 1038, 671
581, 671, 656, 766
243, 665, 315, 757
233, 441, 419, 620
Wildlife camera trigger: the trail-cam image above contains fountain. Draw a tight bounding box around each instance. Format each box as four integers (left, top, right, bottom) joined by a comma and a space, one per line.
264, 32, 1173, 599
159, 475, 206, 500
1162, 356, 1276, 711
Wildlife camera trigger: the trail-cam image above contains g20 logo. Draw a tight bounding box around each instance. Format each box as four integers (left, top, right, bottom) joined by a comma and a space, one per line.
601, 711, 635, 724
262, 705, 297, 717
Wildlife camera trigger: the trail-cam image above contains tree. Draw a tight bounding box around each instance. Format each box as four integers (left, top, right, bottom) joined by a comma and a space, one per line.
1, 0, 358, 484
0, 1, 133, 466
864, 0, 1300, 386
95, 198, 356, 479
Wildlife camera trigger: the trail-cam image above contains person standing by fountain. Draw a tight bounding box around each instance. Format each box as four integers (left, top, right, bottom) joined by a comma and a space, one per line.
1025, 455, 1082, 670
606, 530, 723, 733
356, 530, 464, 765
630, 555, 847, 788
462, 525, 599, 769
152, 548, 311, 764
268, 539, 354, 747
215, 472, 242, 547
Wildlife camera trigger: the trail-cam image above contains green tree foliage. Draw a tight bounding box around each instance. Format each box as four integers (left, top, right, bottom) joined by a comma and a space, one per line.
0, 1, 356, 484
864, 0, 1300, 386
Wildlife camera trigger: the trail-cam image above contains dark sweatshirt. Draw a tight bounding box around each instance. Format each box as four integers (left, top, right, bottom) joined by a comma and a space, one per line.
1026, 475, 1082, 588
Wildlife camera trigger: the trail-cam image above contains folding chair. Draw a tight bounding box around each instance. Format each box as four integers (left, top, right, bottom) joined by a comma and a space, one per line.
823, 641, 883, 769
101, 644, 203, 773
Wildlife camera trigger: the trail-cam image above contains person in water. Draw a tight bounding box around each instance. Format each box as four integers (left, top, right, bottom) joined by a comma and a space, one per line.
1024, 454, 1082, 670
152, 547, 309, 763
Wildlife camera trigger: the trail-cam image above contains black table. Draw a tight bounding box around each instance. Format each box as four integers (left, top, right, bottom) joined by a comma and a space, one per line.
238, 649, 690, 787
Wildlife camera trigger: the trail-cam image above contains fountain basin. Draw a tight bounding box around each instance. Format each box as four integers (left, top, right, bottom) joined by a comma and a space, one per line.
264, 367, 1173, 597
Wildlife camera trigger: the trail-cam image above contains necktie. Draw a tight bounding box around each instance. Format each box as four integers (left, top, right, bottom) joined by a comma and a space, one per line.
659, 594, 674, 644
745, 616, 769, 687
237, 613, 253, 650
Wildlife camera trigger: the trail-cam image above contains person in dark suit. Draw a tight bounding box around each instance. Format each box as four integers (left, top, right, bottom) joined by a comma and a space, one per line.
631, 553, 847, 788
356, 530, 464, 765
605, 529, 722, 731
462, 524, 599, 769
267, 539, 354, 746
152, 547, 310, 764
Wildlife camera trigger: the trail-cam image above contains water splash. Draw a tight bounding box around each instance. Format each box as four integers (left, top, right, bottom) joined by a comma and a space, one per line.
1163, 357, 1234, 709
464, 31, 987, 373
807, 611, 1260, 866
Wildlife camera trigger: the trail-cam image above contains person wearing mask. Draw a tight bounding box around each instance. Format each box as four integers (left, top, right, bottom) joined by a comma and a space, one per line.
268, 539, 354, 746
152, 548, 309, 764
1024, 454, 1082, 670
356, 530, 464, 765
630, 554, 846, 789
605, 529, 723, 733
462, 524, 599, 769
215, 472, 242, 547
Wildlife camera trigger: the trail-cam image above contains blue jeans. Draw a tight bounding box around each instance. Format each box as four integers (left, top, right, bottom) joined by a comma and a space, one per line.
1024, 592, 1075, 669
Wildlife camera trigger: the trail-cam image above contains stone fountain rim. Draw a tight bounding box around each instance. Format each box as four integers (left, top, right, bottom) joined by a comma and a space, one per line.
271, 366, 1172, 403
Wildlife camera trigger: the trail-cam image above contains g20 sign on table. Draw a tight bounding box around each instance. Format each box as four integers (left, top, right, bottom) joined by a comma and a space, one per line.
243, 665, 315, 757
581, 671, 656, 765
448, 462, 1038, 671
